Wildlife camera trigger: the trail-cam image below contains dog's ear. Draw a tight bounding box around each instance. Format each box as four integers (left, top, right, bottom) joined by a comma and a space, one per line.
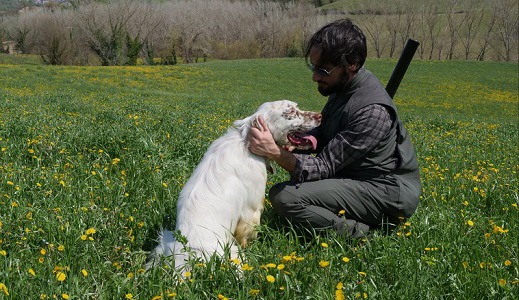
266, 158, 276, 174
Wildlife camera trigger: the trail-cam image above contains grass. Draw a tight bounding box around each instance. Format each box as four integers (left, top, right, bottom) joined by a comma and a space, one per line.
0, 53, 517, 299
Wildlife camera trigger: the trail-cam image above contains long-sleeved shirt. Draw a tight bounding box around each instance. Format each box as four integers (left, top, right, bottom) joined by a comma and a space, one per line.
291, 104, 393, 183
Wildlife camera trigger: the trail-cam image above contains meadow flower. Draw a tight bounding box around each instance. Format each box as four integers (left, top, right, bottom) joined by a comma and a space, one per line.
217, 294, 228, 300
56, 272, 67, 282
264, 263, 276, 269
125, 294, 133, 299
276, 264, 285, 270
498, 279, 507, 287
0, 250, 6, 256
81, 269, 88, 277
342, 257, 350, 263
151, 296, 162, 300
319, 260, 330, 268
504, 260, 512, 266
321, 242, 329, 248
61, 294, 69, 299
249, 289, 260, 296
0, 283, 9, 296
467, 220, 474, 227
266, 275, 276, 283
242, 264, 254, 271
28, 268, 36, 276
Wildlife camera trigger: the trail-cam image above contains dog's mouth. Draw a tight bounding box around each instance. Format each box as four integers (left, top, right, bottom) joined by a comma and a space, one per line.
287, 132, 318, 150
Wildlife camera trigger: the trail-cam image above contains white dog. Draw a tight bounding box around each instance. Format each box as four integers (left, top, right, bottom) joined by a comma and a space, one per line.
146, 100, 321, 271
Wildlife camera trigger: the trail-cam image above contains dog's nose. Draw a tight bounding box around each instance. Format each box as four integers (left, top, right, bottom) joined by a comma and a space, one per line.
314, 113, 322, 121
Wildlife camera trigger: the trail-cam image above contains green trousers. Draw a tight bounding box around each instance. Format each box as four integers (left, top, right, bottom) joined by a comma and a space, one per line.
269, 176, 405, 238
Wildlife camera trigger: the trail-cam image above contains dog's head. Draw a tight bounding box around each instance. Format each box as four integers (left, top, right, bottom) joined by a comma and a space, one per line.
237, 100, 321, 150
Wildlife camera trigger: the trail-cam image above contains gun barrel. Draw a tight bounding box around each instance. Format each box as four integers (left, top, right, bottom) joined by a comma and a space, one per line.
385, 39, 420, 99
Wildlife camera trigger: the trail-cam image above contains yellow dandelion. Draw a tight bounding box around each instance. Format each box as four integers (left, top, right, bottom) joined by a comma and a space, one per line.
125, 294, 133, 299
241, 264, 254, 271
183, 271, 191, 278
40, 249, 47, 255
504, 260, 512, 266
335, 289, 345, 300
249, 289, 260, 295
151, 296, 162, 300
56, 272, 67, 282
62, 294, 69, 299
217, 294, 228, 300
265, 263, 277, 268
358, 271, 367, 276
0, 283, 9, 296
276, 264, 285, 270
80, 235, 87, 241
479, 262, 486, 269
0, 250, 6, 256
338, 210, 345, 216
319, 260, 330, 268
85, 228, 96, 235
81, 269, 88, 277
167, 291, 177, 297
342, 257, 350, 263
266, 275, 276, 283
336, 282, 344, 289
28, 268, 36, 276
498, 279, 506, 287
281, 255, 293, 263
321, 242, 329, 248
58, 245, 65, 251
467, 220, 474, 227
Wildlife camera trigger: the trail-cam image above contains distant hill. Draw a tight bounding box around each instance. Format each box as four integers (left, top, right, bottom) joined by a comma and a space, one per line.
0, 0, 25, 13
320, 0, 487, 14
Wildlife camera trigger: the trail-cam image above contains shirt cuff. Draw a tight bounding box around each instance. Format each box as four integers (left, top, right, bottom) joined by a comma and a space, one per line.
289, 153, 307, 183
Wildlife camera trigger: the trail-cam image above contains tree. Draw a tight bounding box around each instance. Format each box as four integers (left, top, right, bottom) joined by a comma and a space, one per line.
490, 0, 518, 61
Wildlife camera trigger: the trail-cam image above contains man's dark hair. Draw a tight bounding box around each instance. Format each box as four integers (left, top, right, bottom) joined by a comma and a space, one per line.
305, 19, 367, 72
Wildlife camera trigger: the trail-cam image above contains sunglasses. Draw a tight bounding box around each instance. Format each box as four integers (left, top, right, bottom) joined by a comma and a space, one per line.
307, 63, 339, 77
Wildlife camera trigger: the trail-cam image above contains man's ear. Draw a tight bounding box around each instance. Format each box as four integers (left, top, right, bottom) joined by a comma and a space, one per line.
348, 64, 359, 72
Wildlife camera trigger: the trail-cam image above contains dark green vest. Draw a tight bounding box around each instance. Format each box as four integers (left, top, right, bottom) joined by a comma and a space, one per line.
319, 68, 421, 217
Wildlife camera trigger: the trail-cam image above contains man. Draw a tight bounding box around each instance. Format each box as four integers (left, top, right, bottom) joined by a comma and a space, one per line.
248, 19, 421, 238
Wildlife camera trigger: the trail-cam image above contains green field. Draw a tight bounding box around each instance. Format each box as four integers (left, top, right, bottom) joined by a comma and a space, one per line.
0, 54, 517, 299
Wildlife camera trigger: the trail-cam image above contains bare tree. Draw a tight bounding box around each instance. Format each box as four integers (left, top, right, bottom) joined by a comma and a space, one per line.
418, 2, 442, 60
476, 2, 496, 61
445, 0, 464, 60
358, 0, 387, 58
490, 0, 518, 61
33, 11, 73, 64
383, 1, 402, 58
457, 1, 485, 60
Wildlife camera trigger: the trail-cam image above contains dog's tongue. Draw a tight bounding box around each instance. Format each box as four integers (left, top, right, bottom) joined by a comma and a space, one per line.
289, 132, 318, 150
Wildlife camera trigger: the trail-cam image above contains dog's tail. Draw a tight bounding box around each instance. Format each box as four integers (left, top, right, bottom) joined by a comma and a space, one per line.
145, 229, 176, 270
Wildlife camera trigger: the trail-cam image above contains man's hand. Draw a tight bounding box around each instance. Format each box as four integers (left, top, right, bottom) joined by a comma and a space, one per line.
248, 116, 281, 159
248, 116, 297, 173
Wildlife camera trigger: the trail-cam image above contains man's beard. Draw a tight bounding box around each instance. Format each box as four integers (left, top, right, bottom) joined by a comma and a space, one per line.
317, 75, 351, 96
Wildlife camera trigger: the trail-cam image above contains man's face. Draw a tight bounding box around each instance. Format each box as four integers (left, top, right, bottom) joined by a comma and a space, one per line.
309, 46, 355, 96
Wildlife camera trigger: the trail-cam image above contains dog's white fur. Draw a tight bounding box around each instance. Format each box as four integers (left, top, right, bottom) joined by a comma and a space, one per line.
146, 100, 320, 270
